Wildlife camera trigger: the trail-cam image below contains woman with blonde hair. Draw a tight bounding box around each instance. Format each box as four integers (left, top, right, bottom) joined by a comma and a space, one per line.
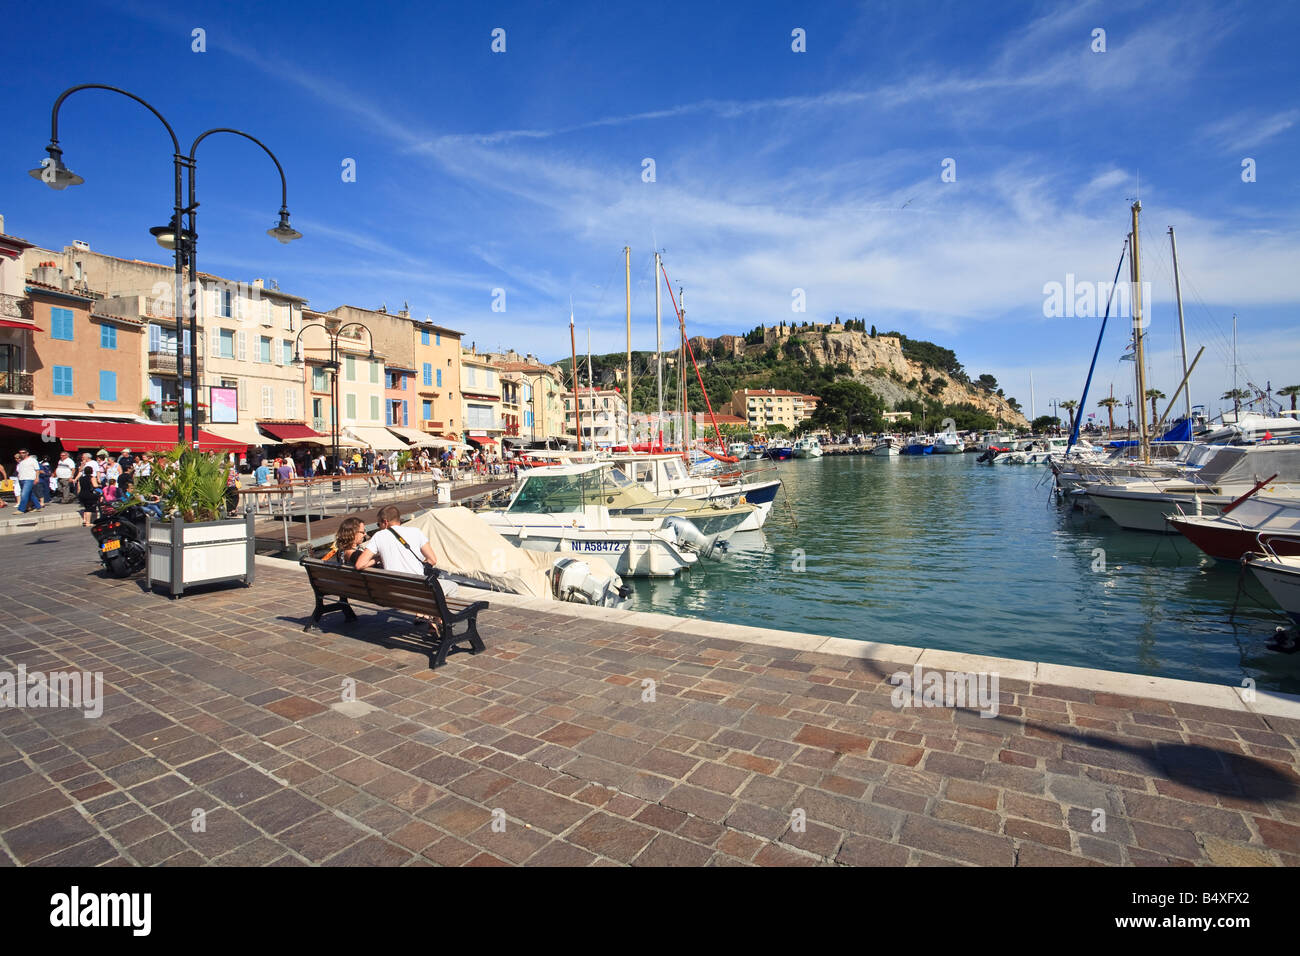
321, 516, 367, 566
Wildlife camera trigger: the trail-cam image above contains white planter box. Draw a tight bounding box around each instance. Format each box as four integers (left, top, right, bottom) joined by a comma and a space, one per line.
145, 510, 256, 597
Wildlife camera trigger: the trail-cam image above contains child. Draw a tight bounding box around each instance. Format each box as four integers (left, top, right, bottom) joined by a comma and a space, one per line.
102, 478, 120, 505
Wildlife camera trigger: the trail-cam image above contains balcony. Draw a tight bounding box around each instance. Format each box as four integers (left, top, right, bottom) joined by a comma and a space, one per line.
0, 294, 24, 320
148, 349, 203, 376
0, 371, 34, 397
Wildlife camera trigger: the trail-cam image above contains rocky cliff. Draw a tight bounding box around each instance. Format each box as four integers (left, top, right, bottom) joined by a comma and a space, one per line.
737, 329, 1028, 426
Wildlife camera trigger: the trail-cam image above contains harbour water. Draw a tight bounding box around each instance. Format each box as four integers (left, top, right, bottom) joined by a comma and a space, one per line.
628, 454, 1300, 694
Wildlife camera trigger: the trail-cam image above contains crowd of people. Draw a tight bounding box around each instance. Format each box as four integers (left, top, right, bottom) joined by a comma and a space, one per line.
0, 447, 157, 526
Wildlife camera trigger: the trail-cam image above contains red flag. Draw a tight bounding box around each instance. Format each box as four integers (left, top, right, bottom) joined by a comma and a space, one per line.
1264, 430, 1274, 440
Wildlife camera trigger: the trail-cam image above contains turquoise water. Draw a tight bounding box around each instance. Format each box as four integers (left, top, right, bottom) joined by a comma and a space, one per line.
628, 454, 1300, 694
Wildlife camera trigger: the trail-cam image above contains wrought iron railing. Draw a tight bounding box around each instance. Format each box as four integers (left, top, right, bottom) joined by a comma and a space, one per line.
0, 372, 35, 396
0, 294, 23, 320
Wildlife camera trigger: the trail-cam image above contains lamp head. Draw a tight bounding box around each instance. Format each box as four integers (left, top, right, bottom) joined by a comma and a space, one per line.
150, 222, 195, 251
268, 209, 301, 244
29, 145, 83, 191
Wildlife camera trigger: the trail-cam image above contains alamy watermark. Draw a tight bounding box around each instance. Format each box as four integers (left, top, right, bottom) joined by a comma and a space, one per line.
1043, 275, 1151, 321
0, 664, 103, 718
890, 665, 999, 717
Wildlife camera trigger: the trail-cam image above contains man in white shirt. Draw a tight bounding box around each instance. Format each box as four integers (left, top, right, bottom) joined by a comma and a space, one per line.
55, 451, 76, 503
354, 506, 457, 596
14, 449, 43, 513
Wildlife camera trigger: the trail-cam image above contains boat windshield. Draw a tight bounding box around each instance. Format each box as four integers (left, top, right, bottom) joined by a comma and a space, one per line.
664, 459, 687, 481
605, 468, 637, 488
507, 473, 588, 514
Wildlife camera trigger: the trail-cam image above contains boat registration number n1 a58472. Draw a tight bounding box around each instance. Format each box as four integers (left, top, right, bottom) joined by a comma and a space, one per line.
571, 541, 624, 553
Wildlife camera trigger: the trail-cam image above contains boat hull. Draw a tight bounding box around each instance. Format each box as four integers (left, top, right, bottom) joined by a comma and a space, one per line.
1086, 488, 1224, 533
484, 522, 697, 577
1246, 556, 1300, 627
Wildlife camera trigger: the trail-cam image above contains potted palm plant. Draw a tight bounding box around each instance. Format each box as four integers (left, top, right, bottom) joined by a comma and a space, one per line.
133, 445, 255, 597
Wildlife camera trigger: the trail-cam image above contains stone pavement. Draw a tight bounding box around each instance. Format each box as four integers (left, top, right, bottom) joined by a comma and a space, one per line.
2, 524, 1299, 866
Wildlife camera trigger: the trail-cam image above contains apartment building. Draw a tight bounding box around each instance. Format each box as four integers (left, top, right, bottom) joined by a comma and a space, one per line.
460, 348, 503, 448
565, 387, 627, 448
413, 318, 463, 439
300, 308, 387, 443
731, 387, 821, 431
0, 218, 37, 415
488, 353, 566, 442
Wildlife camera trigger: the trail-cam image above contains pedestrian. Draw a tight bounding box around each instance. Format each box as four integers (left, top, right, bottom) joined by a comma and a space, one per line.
134, 452, 152, 484
276, 457, 294, 487
75, 465, 99, 526
225, 461, 241, 514
102, 478, 120, 506
14, 449, 43, 513
55, 450, 76, 503
36, 456, 53, 506
320, 515, 367, 566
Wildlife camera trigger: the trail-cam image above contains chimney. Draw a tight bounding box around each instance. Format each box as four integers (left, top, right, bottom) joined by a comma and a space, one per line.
399, 300, 409, 317
72, 239, 90, 251
0, 214, 5, 233
252, 278, 264, 289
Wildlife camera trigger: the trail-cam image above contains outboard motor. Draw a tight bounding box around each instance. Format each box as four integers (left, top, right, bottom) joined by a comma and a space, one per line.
552, 557, 633, 607
662, 516, 726, 560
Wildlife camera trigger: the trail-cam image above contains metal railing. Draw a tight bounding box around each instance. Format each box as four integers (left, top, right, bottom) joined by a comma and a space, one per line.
0, 371, 34, 396
0, 294, 23, 319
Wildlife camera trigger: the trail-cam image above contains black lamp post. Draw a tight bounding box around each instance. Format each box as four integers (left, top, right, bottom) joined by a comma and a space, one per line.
31, 85, 300, 449
294, 321, 374, 472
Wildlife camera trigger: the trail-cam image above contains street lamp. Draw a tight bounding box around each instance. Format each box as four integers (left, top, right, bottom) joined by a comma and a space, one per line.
294, 321, 374, 473
32, 86, 300, 449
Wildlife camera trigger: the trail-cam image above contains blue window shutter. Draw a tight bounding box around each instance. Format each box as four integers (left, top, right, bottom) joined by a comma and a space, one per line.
100, 324, 117, 349
436, 368, 442, 387
435, 333, 440, 346
99, 370, 117, 401
51, 307, 74, 341
53, 366, 73, 396
421, 330, 429, 346
423, 400, 431, 420
402, 401, 408, 426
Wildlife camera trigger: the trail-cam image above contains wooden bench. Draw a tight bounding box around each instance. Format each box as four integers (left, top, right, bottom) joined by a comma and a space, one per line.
300, 557, 489, 668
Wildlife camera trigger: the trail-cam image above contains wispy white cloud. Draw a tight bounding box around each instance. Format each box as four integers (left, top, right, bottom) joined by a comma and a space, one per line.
1201, 108, 1300, 153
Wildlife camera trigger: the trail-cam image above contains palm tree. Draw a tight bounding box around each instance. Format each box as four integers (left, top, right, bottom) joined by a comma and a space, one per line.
1145, 389, 1165, 425
1222, 388, 1250, 417
1060, 399, 1079, 435
1279, 384, 1300, 412
1098, 396, 1120, 439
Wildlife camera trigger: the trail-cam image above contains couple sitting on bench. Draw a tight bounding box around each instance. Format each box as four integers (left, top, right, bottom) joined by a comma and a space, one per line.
323, 506, 458, 597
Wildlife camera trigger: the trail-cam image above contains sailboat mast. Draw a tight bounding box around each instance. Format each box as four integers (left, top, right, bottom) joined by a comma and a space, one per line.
1168, 226, 1191, 422
624, 245, 632, 446
587, 329, 594, 449
570, 304, 582, 452
655, 252, 663, 450
679, 288, 687, 454
1130, 200, 1150, 463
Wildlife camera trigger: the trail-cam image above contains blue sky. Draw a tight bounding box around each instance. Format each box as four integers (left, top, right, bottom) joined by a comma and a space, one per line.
4, 0, 1298, 419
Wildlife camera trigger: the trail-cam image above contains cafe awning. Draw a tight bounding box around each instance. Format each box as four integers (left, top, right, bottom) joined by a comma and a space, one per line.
343, 426, 406, 450
0, 417, 247, 453
205, 421, 268, 447
385, 425, 443, 448
0, 320, 40, 331
258, 423, 325, 442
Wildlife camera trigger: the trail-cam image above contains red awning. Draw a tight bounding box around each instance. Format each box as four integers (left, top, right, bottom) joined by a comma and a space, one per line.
0, 417, 247, 453
471, 437, 497, 446
0, 320, 40, 331
258, 423, 324, 441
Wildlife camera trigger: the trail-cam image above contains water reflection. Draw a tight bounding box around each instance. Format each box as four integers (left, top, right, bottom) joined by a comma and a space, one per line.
627, 455, 1300, 693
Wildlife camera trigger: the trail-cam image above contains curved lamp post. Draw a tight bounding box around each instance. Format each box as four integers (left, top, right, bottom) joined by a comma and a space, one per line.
31, 85, 301, 449
293, 321, 374, 471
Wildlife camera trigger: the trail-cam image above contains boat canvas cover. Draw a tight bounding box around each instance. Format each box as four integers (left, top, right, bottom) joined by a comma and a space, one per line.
406, 506, 616, 599
1198, 445, 1300, 485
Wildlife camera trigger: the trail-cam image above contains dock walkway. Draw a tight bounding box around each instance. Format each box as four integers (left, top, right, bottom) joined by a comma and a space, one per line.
1, 524, 1298, 866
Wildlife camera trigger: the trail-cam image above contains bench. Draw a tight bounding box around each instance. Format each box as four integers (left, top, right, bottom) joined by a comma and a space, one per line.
300, 557, 489, 668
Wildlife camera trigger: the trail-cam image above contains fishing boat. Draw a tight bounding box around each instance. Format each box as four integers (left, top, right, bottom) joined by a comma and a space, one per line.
1167, 495, 1300, 562
792, 437, 824, 458
765, 443, 794, 461
902, 437, 933, 455
872, 438, 901, 457
933, 431, 965, 454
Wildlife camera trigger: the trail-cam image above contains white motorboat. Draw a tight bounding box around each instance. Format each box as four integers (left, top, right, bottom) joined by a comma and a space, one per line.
480, 463, 745, 576
407, 506, 632, 607
933, 432, 965, 454
792, 437, 824, 458
609, 452, 780, 531
1244, 550, 1300, 628
872, 438, 901, 457
1083, 444, 1300, 533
